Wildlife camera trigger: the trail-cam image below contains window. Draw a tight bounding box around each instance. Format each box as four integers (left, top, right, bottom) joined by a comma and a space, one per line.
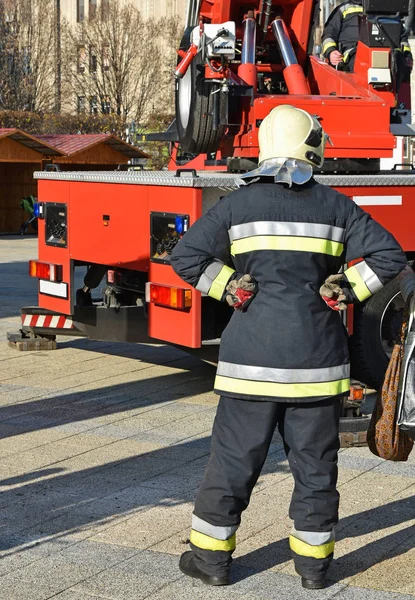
77, 46, 87, 73
77, 0, 85, 22
90, 46, 97, 73
89, 0, 97, 19
101, 97, 111, 114
77, 96, 86, 113
102, 44, 110, 71
90, 96, 98, 114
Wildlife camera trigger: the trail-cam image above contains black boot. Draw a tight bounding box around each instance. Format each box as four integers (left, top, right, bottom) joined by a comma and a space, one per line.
300, 576, 327, 590
179, 551, 230, 586
295, 567, 327, 590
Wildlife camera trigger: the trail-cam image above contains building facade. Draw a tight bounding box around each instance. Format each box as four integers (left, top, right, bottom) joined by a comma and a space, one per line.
60, 0, 187, 26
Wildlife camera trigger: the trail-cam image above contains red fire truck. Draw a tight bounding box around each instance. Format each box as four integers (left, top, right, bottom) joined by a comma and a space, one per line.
13, 0, 414, 399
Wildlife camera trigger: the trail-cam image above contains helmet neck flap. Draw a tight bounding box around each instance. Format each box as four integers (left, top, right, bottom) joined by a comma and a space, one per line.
238, 157, 313, 188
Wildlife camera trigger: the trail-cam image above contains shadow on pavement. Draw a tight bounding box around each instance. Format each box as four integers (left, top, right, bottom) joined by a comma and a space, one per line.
232, 494, 415, 584
0, 365, 216, 440
0, 417, 413, 589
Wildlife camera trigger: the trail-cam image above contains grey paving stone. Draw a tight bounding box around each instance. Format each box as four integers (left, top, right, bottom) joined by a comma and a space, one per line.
74, 567, 182, 600
0, 537, 75, 576
148, 570, 345, 600
334, 586, 415, 599
0, 575, 57, 600
337, 453, 383, 472
58, 540, 140, 569
52, 591, 108, 600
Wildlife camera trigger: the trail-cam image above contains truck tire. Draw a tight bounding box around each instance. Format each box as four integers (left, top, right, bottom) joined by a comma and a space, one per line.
175, 54, 225, 154
350, 277, 405, 390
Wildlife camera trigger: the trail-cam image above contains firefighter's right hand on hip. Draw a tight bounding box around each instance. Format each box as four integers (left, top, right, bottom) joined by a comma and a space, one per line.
319, 274, 347, 311
226, 274, 258, 311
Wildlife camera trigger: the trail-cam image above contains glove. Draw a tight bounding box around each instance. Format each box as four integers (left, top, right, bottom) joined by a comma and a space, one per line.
319, 274, 347, 311
226, 274, 258, 310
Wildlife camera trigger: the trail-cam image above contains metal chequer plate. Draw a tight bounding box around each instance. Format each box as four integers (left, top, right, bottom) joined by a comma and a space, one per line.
34, 170, 415, 188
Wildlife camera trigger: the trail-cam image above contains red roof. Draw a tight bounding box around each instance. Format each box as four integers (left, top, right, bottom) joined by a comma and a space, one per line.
36, 133, 148, 159
0, 128, 63, 156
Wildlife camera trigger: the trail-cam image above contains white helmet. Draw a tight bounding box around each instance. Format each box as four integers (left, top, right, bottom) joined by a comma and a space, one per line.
258, 104, 327, 168
240, 105, 329, 186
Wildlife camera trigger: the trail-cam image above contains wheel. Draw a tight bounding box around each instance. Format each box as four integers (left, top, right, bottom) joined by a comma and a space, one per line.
350, 277, 405, 390
175, 52, 226, 154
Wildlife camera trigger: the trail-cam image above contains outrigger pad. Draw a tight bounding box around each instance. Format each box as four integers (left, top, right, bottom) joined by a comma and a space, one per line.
7, 330, 57, 351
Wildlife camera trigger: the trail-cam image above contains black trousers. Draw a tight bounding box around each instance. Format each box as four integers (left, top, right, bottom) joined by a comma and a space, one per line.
190, 395, 341, 579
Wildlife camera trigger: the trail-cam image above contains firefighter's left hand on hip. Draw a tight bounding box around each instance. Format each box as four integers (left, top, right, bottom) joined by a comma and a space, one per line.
320, 274, 347, 311
226, 274, 258, 310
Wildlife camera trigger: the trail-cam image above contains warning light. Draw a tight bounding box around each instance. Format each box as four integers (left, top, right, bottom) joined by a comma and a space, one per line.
33, 202, 45, 219
147, 283, 192, 310
29, 260, 62, 282
349, 385, 365, 402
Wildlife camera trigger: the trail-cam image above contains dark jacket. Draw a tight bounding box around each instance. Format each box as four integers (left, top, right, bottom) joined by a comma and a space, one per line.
171, 180, 406, 403
322, 0, 411, 67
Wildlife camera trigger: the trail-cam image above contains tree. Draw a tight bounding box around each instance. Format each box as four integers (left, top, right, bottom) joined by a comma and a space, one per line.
0, 0, 56, 112
62, 1, 182, 122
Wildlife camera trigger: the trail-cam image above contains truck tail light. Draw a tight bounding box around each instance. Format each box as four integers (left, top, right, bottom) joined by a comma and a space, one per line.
29, 260, 62, 282
147, 283, 192, 310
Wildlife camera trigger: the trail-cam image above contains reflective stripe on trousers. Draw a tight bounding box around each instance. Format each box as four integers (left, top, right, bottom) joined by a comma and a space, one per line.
190, 515, 237, 552
290, 529, 335, 559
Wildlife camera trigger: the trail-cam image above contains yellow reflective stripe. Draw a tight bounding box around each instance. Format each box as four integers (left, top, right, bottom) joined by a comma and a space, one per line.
403, 45, 411, 53
215, 375, 350, 398
323, 41, 337, 54
230, 236, 344, 257
190, 530, 236, 552
342, 7, 363, 17
290, 535, 335, 559
344, 265, 371, 302
209, 265, 235, 301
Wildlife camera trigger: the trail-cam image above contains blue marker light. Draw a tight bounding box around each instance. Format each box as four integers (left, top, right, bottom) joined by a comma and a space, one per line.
175, 215, 185, 234
33, 203, 40, 218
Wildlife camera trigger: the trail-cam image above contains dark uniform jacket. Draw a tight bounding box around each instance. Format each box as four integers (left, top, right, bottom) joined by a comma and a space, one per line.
322, 0, 411, 68
171, 180, 406, 403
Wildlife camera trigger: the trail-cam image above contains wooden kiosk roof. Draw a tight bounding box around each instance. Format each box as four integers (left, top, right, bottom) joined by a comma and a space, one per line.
0, 129, 64, 162
36, 133, 149, 164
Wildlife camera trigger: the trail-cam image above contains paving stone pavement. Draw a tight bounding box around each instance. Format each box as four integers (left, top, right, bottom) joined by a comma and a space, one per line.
0, 236, 414, 599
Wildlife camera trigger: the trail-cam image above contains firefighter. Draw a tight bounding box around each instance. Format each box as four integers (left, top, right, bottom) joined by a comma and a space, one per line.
170, 105, 407, 589
322, 0, 412, 72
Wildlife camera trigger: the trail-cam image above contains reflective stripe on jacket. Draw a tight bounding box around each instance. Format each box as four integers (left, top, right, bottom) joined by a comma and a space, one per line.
170, 179, 407, 402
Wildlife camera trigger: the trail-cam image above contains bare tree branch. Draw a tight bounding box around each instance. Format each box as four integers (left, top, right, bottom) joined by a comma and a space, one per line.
62, 1, 182, 123
0, 0, 56, 111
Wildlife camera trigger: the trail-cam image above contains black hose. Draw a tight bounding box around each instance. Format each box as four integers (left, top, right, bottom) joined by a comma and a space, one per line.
258, 0, 264, 28
262, 0, 272, 35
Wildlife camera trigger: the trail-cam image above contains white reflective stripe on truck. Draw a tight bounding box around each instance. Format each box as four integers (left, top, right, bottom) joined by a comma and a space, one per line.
353, 196, 402, 206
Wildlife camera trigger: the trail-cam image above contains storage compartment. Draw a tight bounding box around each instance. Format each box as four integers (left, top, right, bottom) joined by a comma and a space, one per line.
150, 212, 189, 264
45, 203, 67, 248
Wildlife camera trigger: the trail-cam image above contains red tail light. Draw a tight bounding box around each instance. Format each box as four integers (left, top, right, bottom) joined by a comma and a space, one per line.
148, 283, 192, 310
29, 260, 62, 282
